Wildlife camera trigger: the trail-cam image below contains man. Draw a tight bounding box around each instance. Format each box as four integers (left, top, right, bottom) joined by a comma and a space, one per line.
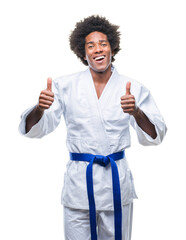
19, 15, 167, 240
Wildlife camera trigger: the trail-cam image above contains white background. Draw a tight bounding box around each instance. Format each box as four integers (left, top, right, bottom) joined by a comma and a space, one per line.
0, 0, 185, 239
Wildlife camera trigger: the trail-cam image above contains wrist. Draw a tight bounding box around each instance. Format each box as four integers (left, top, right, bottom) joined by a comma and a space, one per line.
131, 106, 140, 118
36, 105, 44, 114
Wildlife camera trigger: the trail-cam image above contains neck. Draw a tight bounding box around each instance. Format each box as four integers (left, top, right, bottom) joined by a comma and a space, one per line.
90, 65, 112, 84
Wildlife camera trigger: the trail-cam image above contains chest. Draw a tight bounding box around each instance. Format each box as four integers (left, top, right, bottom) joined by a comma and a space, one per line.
63, 74, 129, 138
93, 81, 108, 100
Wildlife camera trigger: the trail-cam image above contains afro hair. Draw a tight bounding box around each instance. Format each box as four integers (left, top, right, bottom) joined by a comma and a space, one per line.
69, 15, 121, 66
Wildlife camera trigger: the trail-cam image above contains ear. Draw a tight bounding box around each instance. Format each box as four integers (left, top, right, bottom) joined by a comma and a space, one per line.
84, 56, 87, 60
112, 50, 115, 56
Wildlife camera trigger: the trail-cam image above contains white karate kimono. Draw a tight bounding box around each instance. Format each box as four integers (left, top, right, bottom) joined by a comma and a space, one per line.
19, 66, 167, 211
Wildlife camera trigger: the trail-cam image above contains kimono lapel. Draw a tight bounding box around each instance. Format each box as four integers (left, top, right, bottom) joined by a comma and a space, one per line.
87, 66, 119, 108
84, 66, 120, 155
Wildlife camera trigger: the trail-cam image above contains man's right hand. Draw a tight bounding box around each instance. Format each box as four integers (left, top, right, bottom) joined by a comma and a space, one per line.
38, 77, 54, 111
26, 77, 54, 133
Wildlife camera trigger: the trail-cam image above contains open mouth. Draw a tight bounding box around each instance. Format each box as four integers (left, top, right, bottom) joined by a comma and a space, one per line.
94, 55, 105, 62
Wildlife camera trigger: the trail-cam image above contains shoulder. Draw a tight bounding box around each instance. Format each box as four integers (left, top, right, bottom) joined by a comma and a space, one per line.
53, 71, 83, 85
117, 71, 150, 101
118, 73, 143, 88
52, 70, 86, 90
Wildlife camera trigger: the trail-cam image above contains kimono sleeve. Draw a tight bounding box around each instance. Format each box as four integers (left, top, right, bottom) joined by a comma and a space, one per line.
130, 83, 167, 146
18, 79, 64, 138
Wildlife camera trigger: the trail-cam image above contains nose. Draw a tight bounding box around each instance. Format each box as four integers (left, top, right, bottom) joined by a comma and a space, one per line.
94, 43, 103, 53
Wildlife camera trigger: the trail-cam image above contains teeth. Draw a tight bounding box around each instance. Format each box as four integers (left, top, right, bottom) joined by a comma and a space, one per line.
95, 56, 105, 60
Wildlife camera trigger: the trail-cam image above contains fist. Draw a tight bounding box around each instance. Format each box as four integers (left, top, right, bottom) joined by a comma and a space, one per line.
38, 77, 54, 110
120, 82, 137, 115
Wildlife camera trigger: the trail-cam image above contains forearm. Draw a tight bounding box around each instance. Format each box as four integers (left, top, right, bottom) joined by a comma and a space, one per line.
132, 107, 157, 139
25, 106, 44, 133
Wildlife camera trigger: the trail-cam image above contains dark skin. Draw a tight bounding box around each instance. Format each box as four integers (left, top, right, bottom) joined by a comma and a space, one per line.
26, 31, 157, 139
120, 82, 157, 139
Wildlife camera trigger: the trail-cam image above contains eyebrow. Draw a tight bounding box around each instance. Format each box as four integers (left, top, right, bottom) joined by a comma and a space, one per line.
86, 40, 108, 45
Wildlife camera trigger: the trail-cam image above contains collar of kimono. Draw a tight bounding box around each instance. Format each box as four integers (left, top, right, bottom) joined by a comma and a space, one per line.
70, 151, 125, 240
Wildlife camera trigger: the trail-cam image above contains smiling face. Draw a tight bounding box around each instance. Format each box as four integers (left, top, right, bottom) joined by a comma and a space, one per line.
84, 31, 114, 73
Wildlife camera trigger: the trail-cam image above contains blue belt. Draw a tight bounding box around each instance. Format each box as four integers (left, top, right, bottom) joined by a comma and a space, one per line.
70, 151, 125, 240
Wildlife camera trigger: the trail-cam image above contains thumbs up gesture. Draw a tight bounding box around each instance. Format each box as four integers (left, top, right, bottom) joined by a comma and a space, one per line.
38, 77, 54, 111
120, 82, 137, 115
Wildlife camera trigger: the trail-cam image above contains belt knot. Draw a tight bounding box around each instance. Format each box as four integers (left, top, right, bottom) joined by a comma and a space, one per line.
94, 155, 110, 167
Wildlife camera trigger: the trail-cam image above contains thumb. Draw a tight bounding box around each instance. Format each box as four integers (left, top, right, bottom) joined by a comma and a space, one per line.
47, 77, 52, 91
125, 81, 131, 95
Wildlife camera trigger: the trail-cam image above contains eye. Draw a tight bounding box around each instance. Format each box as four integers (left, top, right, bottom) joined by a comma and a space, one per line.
101, 43, 107, 47
88, 45, 94, 49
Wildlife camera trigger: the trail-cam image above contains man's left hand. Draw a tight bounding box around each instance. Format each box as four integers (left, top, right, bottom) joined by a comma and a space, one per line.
120, 82, 137, 115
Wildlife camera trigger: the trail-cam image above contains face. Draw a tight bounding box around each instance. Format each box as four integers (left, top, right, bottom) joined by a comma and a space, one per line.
84, 31, 114, 73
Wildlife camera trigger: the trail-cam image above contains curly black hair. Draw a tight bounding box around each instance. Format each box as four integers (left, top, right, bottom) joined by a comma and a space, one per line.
69, 15, 121, 66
